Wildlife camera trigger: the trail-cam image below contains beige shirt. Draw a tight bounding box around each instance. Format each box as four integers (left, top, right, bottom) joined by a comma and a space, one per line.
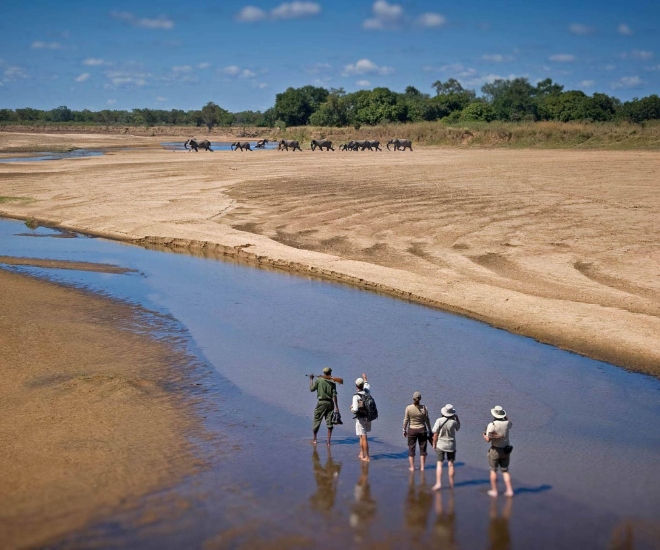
487, 419, 512, 448
403, 404, 431, 431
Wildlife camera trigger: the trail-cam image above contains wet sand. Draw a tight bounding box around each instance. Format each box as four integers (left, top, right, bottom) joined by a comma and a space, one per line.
0, 131, 658, 375
0, 267, 204, 548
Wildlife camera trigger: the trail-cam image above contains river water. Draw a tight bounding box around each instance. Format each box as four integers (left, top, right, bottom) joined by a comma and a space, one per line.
1, 218, 658, 549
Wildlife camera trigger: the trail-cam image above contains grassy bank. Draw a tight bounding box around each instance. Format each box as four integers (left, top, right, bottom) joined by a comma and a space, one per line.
2, 120, 660, 149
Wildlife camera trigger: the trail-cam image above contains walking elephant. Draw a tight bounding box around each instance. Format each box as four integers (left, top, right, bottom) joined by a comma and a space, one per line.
386, 139, 413, 151
231, 142, 253, 151
368, 140, 382, 151
255, 139, 269, 148
351, 140, 373, 151
184, 138, 213, 152
311, 139, 334, 151
279, 139, 302, 151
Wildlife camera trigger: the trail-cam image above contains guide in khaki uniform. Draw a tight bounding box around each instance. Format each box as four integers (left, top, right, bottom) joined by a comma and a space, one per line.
310, 367, 339, 445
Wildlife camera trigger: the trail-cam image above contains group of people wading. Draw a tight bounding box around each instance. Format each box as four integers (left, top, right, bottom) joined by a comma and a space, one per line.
310, 368, 514, 497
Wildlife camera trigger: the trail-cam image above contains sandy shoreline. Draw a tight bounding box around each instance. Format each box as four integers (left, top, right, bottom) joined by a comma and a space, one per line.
1, 131, 658, 376
0, 266, 205, 548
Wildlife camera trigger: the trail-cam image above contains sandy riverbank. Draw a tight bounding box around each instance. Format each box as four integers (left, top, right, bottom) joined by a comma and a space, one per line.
1, 131, 658, 376
0, 266, 205, 548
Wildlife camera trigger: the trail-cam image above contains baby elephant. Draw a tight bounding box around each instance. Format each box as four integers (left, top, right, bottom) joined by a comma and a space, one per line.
310, 139, 334, 151
231, 142, 253, 151
279, 139, 302, 151
255, 139, 269, 148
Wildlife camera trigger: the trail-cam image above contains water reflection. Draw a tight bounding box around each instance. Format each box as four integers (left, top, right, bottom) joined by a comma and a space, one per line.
433, 490, 457, 550
488, 497, 513, 550
309, 446, 342, 513
404, 471, 434, 541
349, 462, 377, 540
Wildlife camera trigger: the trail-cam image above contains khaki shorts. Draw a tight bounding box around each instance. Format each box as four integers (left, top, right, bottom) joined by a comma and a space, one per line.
488, 447, 510, 472
435, 449, 456, 462
356, 418, 371, 436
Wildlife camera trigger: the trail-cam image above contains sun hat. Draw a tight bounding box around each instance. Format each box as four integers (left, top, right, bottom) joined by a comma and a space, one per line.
355, 377, 364, 387
491, 405, 507, 419
441, 404, 456, 417
412, 391, 422, 400
323, 367, 332, 375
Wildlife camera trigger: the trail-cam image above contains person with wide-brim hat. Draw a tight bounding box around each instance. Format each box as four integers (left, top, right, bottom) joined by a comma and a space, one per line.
310, 367, 339, 445
431, 404, 461, 490
483, 405, 514, 497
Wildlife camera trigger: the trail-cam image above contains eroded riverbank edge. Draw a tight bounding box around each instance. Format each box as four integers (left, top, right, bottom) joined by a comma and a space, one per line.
4, 213, 658, 378
0, 263, 212, 548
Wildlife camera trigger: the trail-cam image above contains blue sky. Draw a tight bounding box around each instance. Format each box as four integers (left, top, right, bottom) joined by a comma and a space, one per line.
0, 0, 658, 112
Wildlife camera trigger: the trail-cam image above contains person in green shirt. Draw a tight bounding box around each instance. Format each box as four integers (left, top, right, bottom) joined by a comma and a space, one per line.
310, 367, 339, 445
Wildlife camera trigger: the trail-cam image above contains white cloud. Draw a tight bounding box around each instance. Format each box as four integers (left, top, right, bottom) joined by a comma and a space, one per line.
569, 23, 594, 35
356, 79, 371, 87
549, 54, 576, 62
156, 96, 167, 102
3, 66, 28, 81
197, 62, 211, 69
237, 2, 320, 22
107, 99, 117, 105
422, 62, 465, 73
418, 13, 445, 28
617, 23, 633, 36
618, 50, 653, 60
31, 41, 63, 50
342, 58, 394, 76
271, 2, 321, 19
237, 6, 267, 21
83, 58, 110, 66
646, 64, 660, 71
610, 76, 643, 89
580, 80, 595, 87
482, 54, 514, 62
172, 65, 193, 73
222, 65, 256, 79
363, 0, 404, 30
74, 72, 90, 82
111, 11, 174, 30
258, 82, 268, 89
223, 65, 241, 76
605, 64, 616, 70
305, 62, 332, 74
104, 69, 151, 89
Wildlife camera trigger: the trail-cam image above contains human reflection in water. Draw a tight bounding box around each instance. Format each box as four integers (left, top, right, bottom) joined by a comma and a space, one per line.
488, 496, 513, 550
310, 446, 342, 513
404, 470, 433, 542
433, 490, 457, 550
349, 461, 377, 541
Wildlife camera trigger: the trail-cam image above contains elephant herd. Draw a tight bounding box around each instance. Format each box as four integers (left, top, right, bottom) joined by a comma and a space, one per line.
183, 137, 413, 153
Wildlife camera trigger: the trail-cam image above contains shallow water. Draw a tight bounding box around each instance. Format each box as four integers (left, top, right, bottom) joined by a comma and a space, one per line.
161, 141, 279, 152
1, 219, 659, 549
0, 149, 104, 162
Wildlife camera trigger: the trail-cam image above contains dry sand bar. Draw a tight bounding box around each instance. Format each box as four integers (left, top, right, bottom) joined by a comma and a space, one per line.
1, 131, 659, 375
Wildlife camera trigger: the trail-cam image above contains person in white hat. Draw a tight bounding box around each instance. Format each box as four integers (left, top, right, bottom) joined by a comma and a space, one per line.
351, 373, 372, 461
431, 404, 461, 490
483, 405, 514, 497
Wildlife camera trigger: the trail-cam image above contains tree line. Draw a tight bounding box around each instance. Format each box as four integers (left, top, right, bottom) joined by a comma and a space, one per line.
1, 77, 658, 128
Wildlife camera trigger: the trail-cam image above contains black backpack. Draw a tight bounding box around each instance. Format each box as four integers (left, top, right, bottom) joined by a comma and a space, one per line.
356, 391, 378, 422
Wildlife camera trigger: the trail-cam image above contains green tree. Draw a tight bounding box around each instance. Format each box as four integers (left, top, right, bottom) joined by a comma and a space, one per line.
431, 78, 465, 95
481, 78, 538, 121
459, 102, 496, 122
46, 105, 73, 123
15, 107, 44, 122
618, 95, 660, 123
309, 89, 349, 126
200, 102, 232, 130
274, 86, 329, 126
